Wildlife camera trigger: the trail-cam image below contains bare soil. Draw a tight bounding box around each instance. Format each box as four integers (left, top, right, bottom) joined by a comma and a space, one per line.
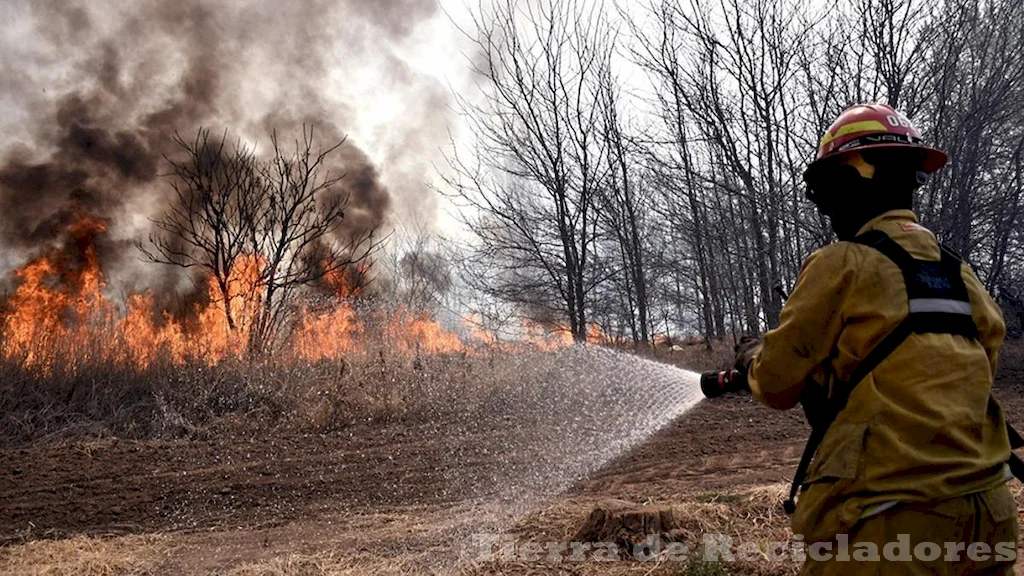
3, 344, 1024, 574
0, 396, 809, 542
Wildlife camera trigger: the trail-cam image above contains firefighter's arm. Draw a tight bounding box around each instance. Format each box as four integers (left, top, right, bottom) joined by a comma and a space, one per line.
748, 244, 856, 410
962, 264, 1006, 377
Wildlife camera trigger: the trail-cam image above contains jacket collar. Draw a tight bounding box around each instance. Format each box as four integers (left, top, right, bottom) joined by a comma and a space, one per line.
855, 209, 919, 237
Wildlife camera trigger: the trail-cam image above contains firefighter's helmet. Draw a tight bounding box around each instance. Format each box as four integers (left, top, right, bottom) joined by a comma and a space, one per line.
803, 103, 947, 197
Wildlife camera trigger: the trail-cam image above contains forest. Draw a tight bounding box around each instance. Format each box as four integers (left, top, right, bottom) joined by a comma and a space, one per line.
445, 0, 1024, 344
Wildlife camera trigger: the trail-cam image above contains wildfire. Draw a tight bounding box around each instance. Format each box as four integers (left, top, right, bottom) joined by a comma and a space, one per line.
292, 302, 361, 361
0, 217, 585, 373
387, 310, 464, 355
1, 217, 114, 370
0, 235, 261, 371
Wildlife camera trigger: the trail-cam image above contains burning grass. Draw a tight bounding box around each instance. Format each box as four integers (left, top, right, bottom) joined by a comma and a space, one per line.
0, 215, 579, 444
0, 223, 485, 373
0, 264, 582, 446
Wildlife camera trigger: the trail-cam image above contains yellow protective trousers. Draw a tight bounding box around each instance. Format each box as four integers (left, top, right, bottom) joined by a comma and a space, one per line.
800, 484, 1018, 575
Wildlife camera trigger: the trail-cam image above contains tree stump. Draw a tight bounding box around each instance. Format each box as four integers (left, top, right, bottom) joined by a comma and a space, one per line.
573, 499, 684, 550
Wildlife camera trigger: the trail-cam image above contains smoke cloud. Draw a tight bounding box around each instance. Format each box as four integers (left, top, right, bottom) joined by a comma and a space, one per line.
0, 0, 449, 289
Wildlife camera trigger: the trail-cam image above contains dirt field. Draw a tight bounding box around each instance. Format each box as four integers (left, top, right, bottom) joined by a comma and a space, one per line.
3, 344, 1024, 575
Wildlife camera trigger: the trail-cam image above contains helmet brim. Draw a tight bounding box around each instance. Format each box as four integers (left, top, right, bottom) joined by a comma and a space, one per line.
803, 143, 948, 185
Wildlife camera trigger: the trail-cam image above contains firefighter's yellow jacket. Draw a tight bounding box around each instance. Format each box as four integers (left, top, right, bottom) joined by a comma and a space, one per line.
748, 209, 1011, 541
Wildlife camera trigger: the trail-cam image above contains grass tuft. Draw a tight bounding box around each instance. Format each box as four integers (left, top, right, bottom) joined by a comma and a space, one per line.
0, 534, 168, 576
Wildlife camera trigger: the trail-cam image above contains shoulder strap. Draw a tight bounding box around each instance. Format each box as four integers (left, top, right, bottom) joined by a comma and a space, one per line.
853, 229, 916, 269
860, 232, 977, 338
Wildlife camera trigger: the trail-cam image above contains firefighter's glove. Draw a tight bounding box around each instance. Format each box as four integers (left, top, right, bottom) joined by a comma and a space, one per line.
733, 335, 761, 377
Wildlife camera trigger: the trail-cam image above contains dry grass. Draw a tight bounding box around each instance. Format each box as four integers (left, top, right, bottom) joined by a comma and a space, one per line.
222, 552, 441, 576
0, 323, 729, 446
456, 479, 1024, 576
0, 534, 168, 576
4, 481, 1023, 575
0, 345, 538, 446
0, 484, 794, 576
224, 554, 346, 576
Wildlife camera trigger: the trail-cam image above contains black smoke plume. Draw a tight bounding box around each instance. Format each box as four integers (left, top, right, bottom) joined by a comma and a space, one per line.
0, 0, 445, 295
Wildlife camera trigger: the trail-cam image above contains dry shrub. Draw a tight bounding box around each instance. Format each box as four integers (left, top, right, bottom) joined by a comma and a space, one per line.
0, 534, 168, 575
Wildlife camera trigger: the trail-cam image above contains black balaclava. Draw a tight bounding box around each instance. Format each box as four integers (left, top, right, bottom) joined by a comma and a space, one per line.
808, 148, 924, 241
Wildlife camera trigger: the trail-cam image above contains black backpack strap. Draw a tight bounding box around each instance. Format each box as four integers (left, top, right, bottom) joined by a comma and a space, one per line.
912, 246, 979, 338
854, 233, 974, 337
853, 229, 915, 268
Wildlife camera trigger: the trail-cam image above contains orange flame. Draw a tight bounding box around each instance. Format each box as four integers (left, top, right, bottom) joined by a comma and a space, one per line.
386, 308, 464, 355
464, 315, 499, 346
292, 301, 361, 361
0, 217, 581, 372
1, 218, 114, 371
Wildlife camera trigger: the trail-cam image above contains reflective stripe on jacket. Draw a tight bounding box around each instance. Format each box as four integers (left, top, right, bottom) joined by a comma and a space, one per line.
747, 209, 1010, 540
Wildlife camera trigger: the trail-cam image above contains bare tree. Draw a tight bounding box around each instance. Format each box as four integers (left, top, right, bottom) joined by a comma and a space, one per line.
246, 127, 382, 354
630, 0, 821, 333
143, 126, 383, 356
444, 0, 612, 342
448, 0, 1024, 344
858, 0, 933, 111
380, 220, 453, 311
594, 47, 654, 345
140, 129, 262, 331
915, 0, 1024, 262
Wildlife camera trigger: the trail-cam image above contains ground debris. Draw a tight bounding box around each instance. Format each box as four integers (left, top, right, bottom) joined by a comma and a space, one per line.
573, 499, 685, 550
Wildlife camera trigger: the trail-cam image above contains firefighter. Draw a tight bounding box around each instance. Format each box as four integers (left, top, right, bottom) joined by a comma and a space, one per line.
736, 103, 1019, 574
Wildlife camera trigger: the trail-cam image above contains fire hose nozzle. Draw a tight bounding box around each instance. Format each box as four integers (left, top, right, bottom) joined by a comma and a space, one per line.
700, 370, 745, 399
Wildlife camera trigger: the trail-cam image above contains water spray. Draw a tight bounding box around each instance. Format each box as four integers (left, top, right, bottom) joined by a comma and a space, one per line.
453, 346, 707, 505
